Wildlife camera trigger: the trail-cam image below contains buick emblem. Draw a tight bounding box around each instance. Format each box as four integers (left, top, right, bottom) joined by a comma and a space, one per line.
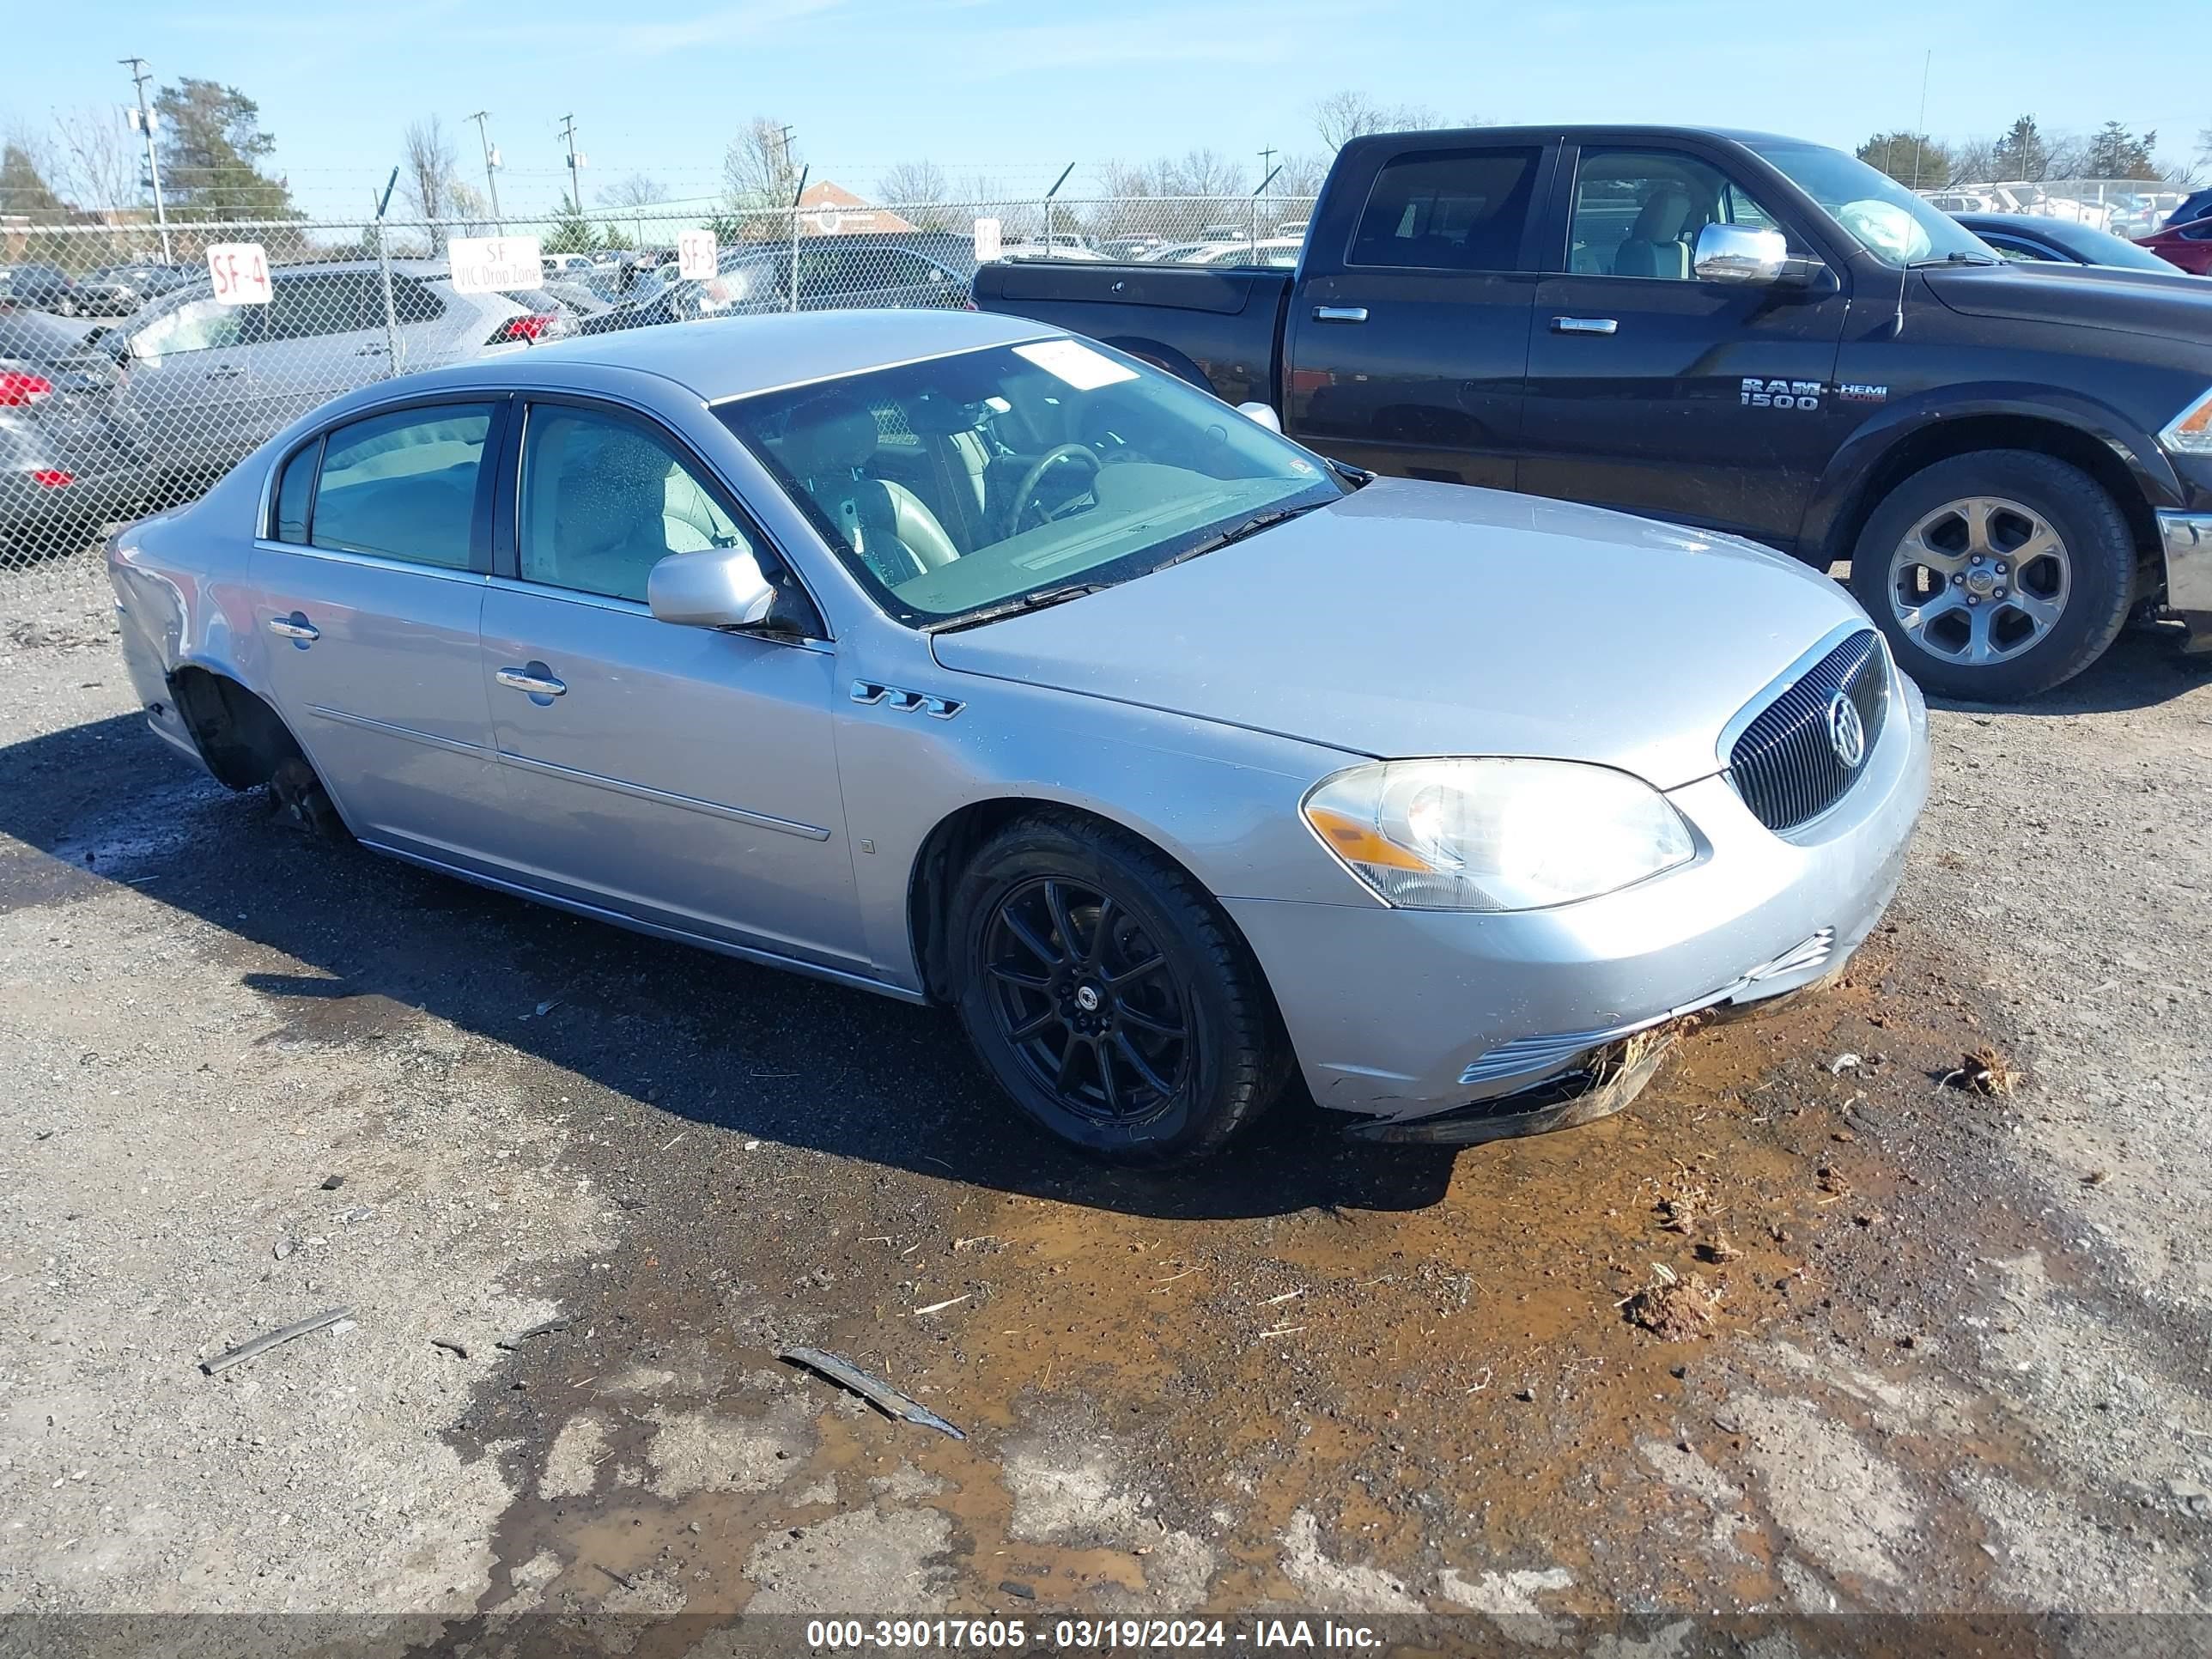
1826, 691, 1867, 769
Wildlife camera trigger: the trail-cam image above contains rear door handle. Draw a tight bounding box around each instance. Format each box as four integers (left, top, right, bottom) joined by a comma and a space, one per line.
1551, 316, 1619, 336
265, 612, 319, 642
495, 665, 567, 697
206, 364, 247, 379
1312, 306, 1368, 324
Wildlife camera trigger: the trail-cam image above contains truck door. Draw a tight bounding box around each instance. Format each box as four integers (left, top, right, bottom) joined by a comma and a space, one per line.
1518, 144, 1850, 554
1282, 143, 1553, 489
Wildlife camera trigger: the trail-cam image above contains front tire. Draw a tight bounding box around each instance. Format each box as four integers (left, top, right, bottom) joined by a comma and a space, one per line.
1849, 450, 2135, 701
949, 814, 1288, 1163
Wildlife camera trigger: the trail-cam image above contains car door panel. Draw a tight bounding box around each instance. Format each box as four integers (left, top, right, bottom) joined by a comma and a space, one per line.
478, 589, 863, 967
1518, 144, 1849, 552
1283, 143, 1553, 488
249, 398, 510, 864
471, 397, 866, 969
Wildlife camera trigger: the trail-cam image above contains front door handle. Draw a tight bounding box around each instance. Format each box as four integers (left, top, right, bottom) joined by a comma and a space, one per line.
495, 665, 567, 698
1312, 305, 1369, 324
206, 364, 247, 379
265, 612, 319, 642
356, 344, 387, 356
1551, 316, 1619, 336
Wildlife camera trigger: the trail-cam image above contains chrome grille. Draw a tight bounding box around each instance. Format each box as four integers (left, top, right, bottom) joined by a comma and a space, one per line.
1728, 630, 1887, 833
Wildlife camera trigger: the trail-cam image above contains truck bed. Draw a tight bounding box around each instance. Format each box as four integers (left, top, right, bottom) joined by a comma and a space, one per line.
972, 259, 1291, 407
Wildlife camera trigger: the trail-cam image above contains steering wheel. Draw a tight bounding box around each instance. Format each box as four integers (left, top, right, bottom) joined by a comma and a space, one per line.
1003, 444, 1101, 537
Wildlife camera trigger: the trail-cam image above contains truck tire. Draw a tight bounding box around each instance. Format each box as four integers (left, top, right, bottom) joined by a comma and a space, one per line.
949, 812, 1289, 1164
1849, 451, 2135, 701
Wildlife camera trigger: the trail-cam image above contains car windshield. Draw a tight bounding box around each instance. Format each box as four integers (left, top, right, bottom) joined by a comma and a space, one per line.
716, 339, 1344, 628
1748, 142, 1997, 267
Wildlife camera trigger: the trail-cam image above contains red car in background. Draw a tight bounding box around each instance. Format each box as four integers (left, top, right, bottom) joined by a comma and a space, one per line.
2138, 204, 2212, 275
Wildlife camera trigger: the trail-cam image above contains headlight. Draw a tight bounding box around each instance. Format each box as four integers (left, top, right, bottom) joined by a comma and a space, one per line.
2160, 389, 2212, 456
1302, 758, 1695, 911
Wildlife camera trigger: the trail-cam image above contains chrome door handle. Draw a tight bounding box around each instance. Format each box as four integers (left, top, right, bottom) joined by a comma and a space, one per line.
1551, 316, 1619, 335
265, 613, 319, 641
495, 665, 567, 697
206, 364, 246, 379
1312, 305, 1368, 323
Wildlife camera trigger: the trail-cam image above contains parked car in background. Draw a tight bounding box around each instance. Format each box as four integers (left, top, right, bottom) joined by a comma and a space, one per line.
978, 124, 2212, 702
0, 264, 84, 316
0, 301, 149, 560
90, 259, 562, 490
1181, 238, 1306, 269
70, 269, 147, 317
2137, 213, 2212, 277
542, 253, 596, 278
2164, 188, 2212, 231
107, 310, 1926, 1160
1954, 212, 2196, 275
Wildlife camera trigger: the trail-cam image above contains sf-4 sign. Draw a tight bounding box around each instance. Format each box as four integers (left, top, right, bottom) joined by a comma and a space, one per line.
205, 243, 271, 305
1741, 378, 1822, 410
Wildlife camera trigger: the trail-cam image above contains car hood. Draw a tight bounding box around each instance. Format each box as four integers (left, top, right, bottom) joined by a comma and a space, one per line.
929, 478, 1869, 789
1923, 260, 2212, 342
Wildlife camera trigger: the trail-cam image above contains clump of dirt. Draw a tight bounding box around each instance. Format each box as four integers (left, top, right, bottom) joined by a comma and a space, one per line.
1623, 1267, 1722, 1340
1949, 1043, 2022, 1097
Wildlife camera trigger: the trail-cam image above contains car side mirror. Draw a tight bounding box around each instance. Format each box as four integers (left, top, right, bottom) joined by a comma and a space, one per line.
647, 545, 778, 629
1693, 222, 1790, 285
1236, 401, 1283, 434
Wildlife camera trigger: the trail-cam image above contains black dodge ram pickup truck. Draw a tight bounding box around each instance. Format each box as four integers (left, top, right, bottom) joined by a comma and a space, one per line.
975, 125, 2212, 701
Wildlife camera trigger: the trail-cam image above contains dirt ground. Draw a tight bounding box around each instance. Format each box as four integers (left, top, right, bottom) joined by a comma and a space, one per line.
3, 560, 2211, 1651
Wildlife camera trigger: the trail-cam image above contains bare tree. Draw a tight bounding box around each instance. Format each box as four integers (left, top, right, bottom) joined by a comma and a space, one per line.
400, 116, 459, 251
599, 172, 665, 210
1310, 90, 1440, 155
1270, 152, 1328, 199
46, 107, 138, 216
877, 160, 947, 208
1158, 148, 1247, 197
722, 116, 802, 232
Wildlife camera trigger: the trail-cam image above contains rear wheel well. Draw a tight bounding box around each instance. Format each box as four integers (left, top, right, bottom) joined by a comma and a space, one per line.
1831, 416, 2160, 574
167, 667, 302, 791
1103, 337, 1212, 392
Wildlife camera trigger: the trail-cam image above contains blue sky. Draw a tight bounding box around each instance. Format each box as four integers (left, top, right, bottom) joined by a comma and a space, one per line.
9, 0, 2204, 219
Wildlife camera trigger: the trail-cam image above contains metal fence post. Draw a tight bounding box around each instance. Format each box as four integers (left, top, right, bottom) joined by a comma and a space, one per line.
788, 165, 810, 313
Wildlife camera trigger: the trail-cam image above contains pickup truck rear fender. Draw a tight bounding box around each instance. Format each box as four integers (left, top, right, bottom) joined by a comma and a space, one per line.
1804, 386, 2180, 572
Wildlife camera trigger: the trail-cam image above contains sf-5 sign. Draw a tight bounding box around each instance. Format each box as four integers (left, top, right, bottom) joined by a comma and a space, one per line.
448, 235, 544, 295
205, 243, 271, 305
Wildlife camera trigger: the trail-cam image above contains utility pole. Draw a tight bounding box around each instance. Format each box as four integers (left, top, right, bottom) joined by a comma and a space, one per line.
557, 112, 583, 214
1911, 51, 1931, 190
467, 110, 504, 231
118, 57, 171, 263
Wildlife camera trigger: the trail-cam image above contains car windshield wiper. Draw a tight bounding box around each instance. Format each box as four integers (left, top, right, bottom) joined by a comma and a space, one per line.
1154, 499, 1331, 571
1908, 251, 2002, 268
925, 581, 1115, 635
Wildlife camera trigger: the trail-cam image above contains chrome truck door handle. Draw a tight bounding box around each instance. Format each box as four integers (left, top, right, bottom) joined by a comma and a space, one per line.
265, 612, 319, 642
1552, 316, 1619, 335
1312, 306, 1368, 323
495, 665, 567, 697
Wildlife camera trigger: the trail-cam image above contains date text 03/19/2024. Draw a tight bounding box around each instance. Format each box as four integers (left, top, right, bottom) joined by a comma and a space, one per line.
802, 1618, 1385, 1650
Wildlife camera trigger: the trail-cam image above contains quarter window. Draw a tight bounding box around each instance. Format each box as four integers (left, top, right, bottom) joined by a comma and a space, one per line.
519, 405, 753, 604
1348, 148, 1542, 272
309, 404, 493, 568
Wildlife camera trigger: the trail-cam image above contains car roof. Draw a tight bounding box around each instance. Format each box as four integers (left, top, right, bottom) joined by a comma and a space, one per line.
415, 308, 1060, 402
1338, 125, 1812, 158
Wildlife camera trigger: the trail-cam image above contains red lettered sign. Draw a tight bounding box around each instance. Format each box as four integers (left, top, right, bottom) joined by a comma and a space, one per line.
205, 243, 272, 305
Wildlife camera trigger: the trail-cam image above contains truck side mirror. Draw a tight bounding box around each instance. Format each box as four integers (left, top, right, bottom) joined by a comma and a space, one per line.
1236, 401, 1283, 434
1693, 223, 1790, 285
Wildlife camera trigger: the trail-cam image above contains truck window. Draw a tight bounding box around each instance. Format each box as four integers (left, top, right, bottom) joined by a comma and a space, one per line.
1565, 150, 1787, 280
1348, 148, 1541, 273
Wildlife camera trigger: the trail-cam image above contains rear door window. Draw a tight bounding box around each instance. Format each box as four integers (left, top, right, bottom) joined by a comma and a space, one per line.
310, 403, 494, 569
1348, 147, 1543, 272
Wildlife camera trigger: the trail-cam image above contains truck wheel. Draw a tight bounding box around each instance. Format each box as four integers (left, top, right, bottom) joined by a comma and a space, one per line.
949, 813, 1288, 1164
1849, 451, 2135, 701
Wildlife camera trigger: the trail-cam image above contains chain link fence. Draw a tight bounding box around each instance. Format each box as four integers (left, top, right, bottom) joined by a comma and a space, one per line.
1, 195, 1316, 579
1913, 177, 2190, 239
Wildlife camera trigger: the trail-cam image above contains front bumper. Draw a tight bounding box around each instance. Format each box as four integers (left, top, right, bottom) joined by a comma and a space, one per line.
1228, 672, 1929, 1124
2159, 510, 2212, 653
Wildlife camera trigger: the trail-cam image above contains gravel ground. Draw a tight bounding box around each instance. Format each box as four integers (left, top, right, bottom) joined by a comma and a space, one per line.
2, 559, 2209, 1650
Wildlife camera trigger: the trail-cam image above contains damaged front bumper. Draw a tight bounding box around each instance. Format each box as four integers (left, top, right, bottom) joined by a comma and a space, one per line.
2158, 510, 2212, 653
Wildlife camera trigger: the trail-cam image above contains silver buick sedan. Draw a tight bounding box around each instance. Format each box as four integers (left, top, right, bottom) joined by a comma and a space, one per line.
108, 310, 1928, 1161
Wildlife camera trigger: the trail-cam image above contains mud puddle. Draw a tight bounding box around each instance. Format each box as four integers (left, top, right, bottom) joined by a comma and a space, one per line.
434, 929, 2089, 1637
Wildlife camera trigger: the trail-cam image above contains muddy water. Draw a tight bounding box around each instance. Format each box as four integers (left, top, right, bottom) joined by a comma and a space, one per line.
446, 933, 2062, 1627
